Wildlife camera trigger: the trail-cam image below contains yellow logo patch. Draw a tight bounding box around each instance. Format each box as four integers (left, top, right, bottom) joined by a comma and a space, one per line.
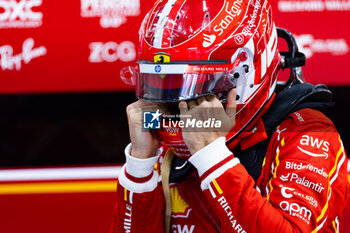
154, 53, 171, 63
170, 186, 192, 217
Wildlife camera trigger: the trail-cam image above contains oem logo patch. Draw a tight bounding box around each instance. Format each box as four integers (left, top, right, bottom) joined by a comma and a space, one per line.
143, 110, 161, 129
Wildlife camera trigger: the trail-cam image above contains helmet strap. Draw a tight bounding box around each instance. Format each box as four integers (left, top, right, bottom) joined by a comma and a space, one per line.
161, 149, 175, 233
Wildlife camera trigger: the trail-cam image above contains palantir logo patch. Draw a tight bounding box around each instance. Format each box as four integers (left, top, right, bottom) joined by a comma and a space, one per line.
143, 110, 161, 129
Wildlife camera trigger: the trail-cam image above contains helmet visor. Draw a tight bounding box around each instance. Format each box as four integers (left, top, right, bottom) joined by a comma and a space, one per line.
136, 61, 242, 102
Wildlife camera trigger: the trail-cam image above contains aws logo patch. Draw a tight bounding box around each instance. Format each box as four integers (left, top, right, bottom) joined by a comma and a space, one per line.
154, 52, 171, 63
170, 186, 192, 218
297, 135, 330, 159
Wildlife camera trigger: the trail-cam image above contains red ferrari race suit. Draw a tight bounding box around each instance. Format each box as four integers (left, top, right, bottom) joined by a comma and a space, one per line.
110, 108, 350, 233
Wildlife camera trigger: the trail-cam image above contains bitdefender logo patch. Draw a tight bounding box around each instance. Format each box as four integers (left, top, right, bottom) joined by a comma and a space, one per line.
143, 110, 161, 129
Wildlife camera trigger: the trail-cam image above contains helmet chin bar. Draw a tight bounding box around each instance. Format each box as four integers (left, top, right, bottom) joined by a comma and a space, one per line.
277, 27, 307, 86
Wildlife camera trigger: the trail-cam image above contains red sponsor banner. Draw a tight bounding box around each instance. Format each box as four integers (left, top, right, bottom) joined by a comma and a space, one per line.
0, 0, 349, 94
272, 0, 350, 85
0, 0, 152, 93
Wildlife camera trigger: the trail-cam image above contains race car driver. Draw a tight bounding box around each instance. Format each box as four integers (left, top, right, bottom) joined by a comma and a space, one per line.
110, 0, 350, 232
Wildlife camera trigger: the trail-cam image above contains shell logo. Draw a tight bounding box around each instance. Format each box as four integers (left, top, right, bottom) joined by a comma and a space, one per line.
170, 186, 192, 218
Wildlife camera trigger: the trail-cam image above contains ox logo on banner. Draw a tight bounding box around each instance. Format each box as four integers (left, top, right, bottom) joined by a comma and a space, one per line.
0, 0, 43, 28
80, 0, 140, 28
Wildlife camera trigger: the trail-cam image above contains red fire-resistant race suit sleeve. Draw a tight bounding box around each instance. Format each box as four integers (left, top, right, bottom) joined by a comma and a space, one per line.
109, 143, 165, 233
188, 109, 350, 233
110, 109, 349, 233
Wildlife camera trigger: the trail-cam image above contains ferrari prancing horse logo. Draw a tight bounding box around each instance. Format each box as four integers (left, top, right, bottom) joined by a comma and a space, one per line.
154, 52, 171, 63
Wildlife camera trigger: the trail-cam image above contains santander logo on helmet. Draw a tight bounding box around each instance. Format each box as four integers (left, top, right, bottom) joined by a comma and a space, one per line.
200, 0, 245, 48
203, 33, 216, 48
133, 0, 281, 159
212, 0, 243, 37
